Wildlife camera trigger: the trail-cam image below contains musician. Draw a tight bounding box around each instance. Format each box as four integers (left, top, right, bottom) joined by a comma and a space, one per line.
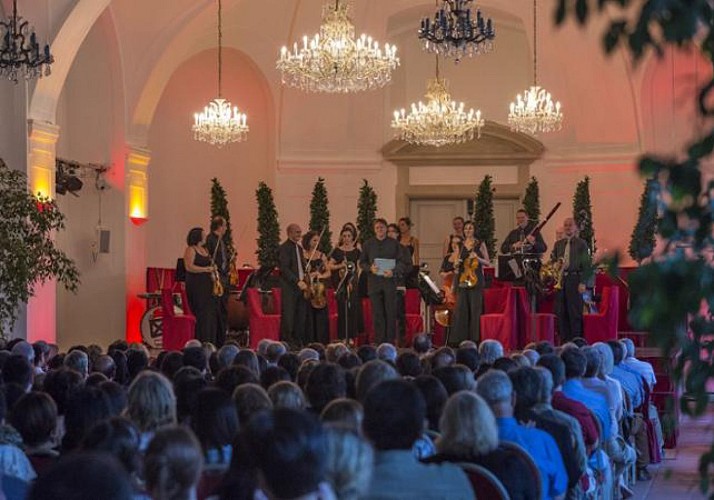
302, 231, 331, 345
442, 216, 465, 255
329, 227, 363, 343
205, 216, 229, 346
501, 209, 547, 256
452, 221, 490, 345
359, 219, 409, 344
398, 217, 420, 265
278, 223, 309, 347
183, 227, 219, 344
550, 217, 591, 342
438, 234, 463, 313
388, 223, 408, 346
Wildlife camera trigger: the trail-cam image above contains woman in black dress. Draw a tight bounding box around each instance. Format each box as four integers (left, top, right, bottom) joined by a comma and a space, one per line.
302, 231, 331, 345
183, 227, 219, 344
329, 227, 363, 343
452, 221, 489, 344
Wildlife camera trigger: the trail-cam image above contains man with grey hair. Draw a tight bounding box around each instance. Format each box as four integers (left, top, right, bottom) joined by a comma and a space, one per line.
216, 344, 239, 370
266, 341, 287, 365
297, 348, 320, 365
256, 339, 273, 358
356, 360, 398, 403
477, 369, 567, 500
621, 338, 656, 389
64, 350, 89, 379
11, 341, 35, 365
478, 339, 504, 365
376, 343, 397, 363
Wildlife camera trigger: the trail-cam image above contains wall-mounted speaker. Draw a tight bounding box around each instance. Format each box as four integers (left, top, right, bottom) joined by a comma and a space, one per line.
96, 227, 110, 254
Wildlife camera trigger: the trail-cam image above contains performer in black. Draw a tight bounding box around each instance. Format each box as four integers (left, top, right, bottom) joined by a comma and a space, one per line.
452, 221, 490, 344
329, 226, 363, 343
183, 227, 219, 344
388, 223, 409, 346
359, 219, 409, 344
500, 208, 547, 256
205, 216, 229, 346
442, 216, 465, 255
278, 223, 308, 347
550, 217, 591, 342
302, 231, 331, 345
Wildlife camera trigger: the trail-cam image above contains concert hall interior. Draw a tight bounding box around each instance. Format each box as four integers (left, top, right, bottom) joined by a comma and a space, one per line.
2, 0, 709, 349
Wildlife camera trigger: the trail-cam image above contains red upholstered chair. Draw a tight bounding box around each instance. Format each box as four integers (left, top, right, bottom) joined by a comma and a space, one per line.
160, 288, 195, 351
327, 289, 339, 342
247, 288, 281, 348
455, 463, 509, 500
514, 288, 556, 346
404, 289, 424, 345
361, 298, 374, 345
480, 287, 519, 350
583, 286, 619, 344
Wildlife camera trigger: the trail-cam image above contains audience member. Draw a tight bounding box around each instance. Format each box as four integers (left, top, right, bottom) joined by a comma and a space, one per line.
355, 360, 398, 402
126, 371, 177, 450
10, 392, 58, 476
144, 426, 203, 500
190, 388, 238, 471
320, 398, 364, 433
232, 384, 273, 427
324, 425, 374, 500
479, 340, 504, 365
306, 363, 347, 414
62, 386, 113, 452
260, 365, 291, 390
376, 343, 397, 363
268, 381, 306, 410
395, 351, 422, 378
412, 375, 448, 432
411, 334, 431, 356
3, 354, 33, 391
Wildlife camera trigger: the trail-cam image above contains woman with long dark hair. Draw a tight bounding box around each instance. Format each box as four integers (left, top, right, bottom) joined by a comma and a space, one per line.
302, 231, 331, 344
451, 221, 489, 344
183, 227, 218, 344
329, 227, 363, 343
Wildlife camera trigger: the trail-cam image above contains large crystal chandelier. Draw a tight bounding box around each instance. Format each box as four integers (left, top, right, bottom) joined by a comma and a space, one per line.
391, 57, 484, 147
419, 0, 495, 63
277, 0, 399, 93
192, 0, 248, 147
0, 0, 54, 83
507, 0, 562, 135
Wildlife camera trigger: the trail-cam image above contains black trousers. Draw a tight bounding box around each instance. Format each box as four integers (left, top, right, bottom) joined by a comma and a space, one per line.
279, 284, 307, 347
368, 276, 397, 344
555, 273, 584, 342
216, 277, 229, 346
396, 288, 406, 346
452, 286, 483, 345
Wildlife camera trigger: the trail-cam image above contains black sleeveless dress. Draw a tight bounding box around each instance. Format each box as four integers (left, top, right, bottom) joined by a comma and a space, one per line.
305, 256, 330, 345
332, 247, 364, 341
185, 251, 218, 344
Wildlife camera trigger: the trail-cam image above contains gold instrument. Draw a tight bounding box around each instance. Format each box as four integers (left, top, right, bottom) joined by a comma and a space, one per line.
458, 257, 480, 288
211, 266, 224, 297
540, 258, 564, 291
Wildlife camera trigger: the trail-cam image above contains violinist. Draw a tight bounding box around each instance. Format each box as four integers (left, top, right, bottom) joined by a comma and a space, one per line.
302, 231, 331, 344
183, 227, 220, 345
452, 221, 490, 345
439, 234, 463, 307
205, 216, 229, 346
329, 226, 363, 343
278, 223, 308, 347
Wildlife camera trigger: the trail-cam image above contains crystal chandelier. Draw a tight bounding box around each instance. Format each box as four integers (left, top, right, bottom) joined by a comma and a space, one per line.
192, 0, 248, 147
507, 0, 562, 135
419, 0, 495, 63
391, 57, 484, 147
277, 0, 399, 93
0, 0, 54, 83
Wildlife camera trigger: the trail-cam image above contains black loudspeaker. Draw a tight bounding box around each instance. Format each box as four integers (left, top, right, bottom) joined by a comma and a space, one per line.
97, 227, 110, 253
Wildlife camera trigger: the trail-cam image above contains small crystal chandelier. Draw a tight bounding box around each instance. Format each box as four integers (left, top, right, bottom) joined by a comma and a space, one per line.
192, 0, 248, 147
277, 0, 399, 93
0, 0, 54, 83
507, 0, 562, 135
419, 0, 495, 63
391, 56, 484, 147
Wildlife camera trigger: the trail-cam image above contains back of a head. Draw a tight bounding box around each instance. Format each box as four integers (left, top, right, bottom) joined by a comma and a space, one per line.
510, 353, 531, 368
93, 355, 116, 380
11, 341, 34, 364
298, 348, 321, 365
396, 351, 423, 378
266, 342, 287, 364
42, 366, 83, 416
215, 365, 258, 395
191, 388, 238, 453
234, 349, 260, 376
475, 369, 513, 407
433, 365, 475, 395
522, 349, 540, 367
99, 380, 128, 416
278, 352, 300, 381
306, 363, 347, 413
145, 426, 203, 500
29, 453, 133, 500
537, 354, 566, 388
10, 392, 57, 448
324, 425, 374, 500
571, 337, 588, 348
216, 344, 239, 370
245, 409, 327, 499
607, 340, 625, 364
492, 356, 518, 373
182, 346, 207, 372
320, 398, 364, 432
412, 333, 431, 354
173, 366, 207, 423
430, 346, 455, 370
439, 391, 498, 457
268, 381, 306, 410
363, 379, 426, 451
63, 386, 113, 451
81, 417, 141, 478
3, 354, 33, 388
582, 346, 602, 378
560, 347, 587, 379
127, 371, 176, 433
621, 338, 635, 358
592, 342, 615, 375
508, 367, 542, 421
412, 375, 448, 431
232, 383, 273, 426
125, 349, 148, 379
455, 347, 480, 372
376, 343, 397, 362
478, 340, 504, 364
534, 341, 555, 356
355, 360, 398, 402
256, 339, 272, 357
356, 345, 378, 363
260, 365, 291, 390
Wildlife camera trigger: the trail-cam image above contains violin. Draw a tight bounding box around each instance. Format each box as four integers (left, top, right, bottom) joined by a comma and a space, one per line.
211, 265, 224, 297
458, 241, 480, 289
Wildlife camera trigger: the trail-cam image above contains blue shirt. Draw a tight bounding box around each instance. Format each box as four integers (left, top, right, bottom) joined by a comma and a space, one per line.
496, 417, 568, 500
562, 378, 613, 440
612, 364, 643, 409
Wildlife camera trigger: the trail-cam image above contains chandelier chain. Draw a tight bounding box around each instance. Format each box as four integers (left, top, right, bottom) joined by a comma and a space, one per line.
533, 0, 537, 86
218, 0, 223, 97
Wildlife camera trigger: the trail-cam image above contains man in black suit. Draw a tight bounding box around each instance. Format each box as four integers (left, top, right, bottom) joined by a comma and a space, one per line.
501, 209, 547, 256
359, 219, 409, 344
279, 223, 308, 347
205, 216, 229, 346
550, 217, 591, 342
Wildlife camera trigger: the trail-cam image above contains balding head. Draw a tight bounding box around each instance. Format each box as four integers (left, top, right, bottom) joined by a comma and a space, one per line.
12, 341, 34, 364
93, 355, 116, 380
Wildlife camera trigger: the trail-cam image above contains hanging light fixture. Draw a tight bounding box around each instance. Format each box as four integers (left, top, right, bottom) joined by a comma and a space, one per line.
192, 0, 248, 147
0, 0, 54, 83
391, 55, 484, 147
507, 0, 562, 135
418, 0, 495, 63
276, 0, 399, 93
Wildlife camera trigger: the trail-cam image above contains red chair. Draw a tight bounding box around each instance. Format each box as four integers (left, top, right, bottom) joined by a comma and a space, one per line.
327, 289, 339, 342
404, 289, 424, 345
361, 298, 374, 345
247, 288, 281, 348
481, 287, 519, 350
455, 463, 509, 500
160, 288, 195, 351
513, 288, 556, 346
584, 286, 619, 344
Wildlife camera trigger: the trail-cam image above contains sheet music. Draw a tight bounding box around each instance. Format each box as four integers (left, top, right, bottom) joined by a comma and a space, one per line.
374, 258, 396, 276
